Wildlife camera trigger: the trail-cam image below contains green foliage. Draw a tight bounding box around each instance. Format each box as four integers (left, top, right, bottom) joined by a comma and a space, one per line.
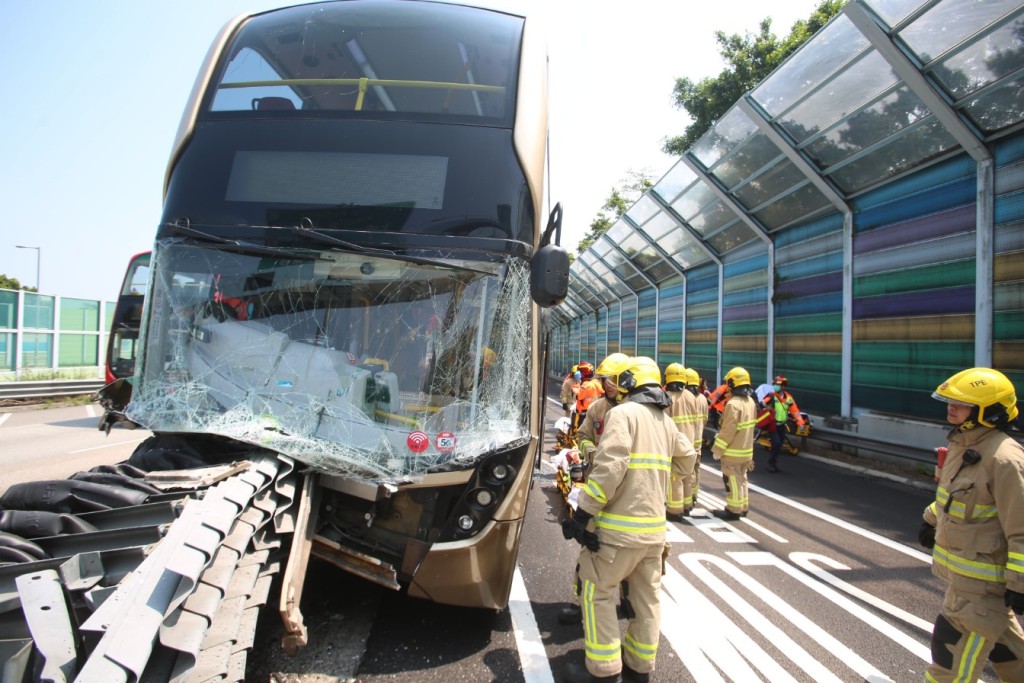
576, 170, 655, 255
0, 274, 37, 292
663, 0, 845, 156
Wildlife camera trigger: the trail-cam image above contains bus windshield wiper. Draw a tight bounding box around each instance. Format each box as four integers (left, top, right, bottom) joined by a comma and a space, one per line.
290, 225, 494, 275
170, 223, 317, 261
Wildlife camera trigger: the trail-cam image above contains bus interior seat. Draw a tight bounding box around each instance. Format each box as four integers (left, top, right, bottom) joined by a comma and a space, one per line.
252, 96, 296, 111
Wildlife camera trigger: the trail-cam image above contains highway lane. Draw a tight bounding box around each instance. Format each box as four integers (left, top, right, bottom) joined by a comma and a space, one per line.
0, 400, 1001, 682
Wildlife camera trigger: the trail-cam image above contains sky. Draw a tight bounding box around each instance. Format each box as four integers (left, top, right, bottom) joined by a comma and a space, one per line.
0, 0, 818, 302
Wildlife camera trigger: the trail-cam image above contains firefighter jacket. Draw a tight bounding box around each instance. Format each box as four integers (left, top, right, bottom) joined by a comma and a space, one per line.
693, 390, 709, 442
578, 396, 615, 459
764, 390, 805, 426
578, 389, 696, 548
708, 384, 729, 414
575, 378, 603, 414
560, 375, 579, 406
923, 426, 1024, 599
665, 389, 703, 446
712, 393, 757, 461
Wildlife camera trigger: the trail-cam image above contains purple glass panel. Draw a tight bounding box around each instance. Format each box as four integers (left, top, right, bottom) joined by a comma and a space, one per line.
722, 303, 768, 321
776, 272, 843, 298
853, 286, 974, 319
855, 204, 974, 254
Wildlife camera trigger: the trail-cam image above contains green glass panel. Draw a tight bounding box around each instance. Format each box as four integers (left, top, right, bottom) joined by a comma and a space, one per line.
775, 313, 842, 335
854, 260, 974, 297
995, 310, 1024, 339
23, 295, 55, 330
724, 320, 769, 336
0, 290, 17, 328
853, 341, 973, 366
775, 352, 842, 375
59, 298, 101, 332
21, 332, 52, 368
58, 334, 99, 367
0, 332, 12, 371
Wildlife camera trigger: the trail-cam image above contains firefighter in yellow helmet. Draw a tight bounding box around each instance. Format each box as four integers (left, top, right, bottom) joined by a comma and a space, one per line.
561, 364, 582, 417
685, 368, 709, 511
918, 367, 1024, 682
711, 367, 757, 520
663, 363, 701, 519
559, 352, 631, 627
561, 356, 696, 683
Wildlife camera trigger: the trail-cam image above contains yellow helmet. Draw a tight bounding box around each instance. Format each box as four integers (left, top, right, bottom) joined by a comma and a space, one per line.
932, 367, 1019, 429
725, 366, 751, 389
596, 352, 630, 379
684, 368, 701, 387
665, 362, 687, 385
617, 356, 662, 394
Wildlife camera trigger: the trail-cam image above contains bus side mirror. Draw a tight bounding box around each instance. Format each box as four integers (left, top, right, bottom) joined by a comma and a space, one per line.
531, 204, 569, 307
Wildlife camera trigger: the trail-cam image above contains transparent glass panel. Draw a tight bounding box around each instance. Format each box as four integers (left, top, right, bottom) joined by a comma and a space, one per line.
712, 133, 781, 190
732, 160, 808, 211
654, 162, 698, 204
675, 242, 712, 269
672, 181, 718, 222
828, 117, 958, 193
753, 183, 833, 230
962, 73, 1024, 133
803, 85, 928, 169
899, 0, 1021, 62
607, 220, 632, 243
752, 16, 869, 117
691, 108, 757, 168
933, 17, 1024, 98
0, 290, 16, 328
641, 212, 681, 242
707, 222, 758, 253
592, 238, 611, 258
644, 259, 679, 283
779, 51, 898, 144
655, 227, 696, 258
22, 294, 54, 330
624, 272, 650, 290
21, 332, 52, 368
0, 333, 12, 371
870, 0, 930, 27
60, 299, 100, 332
626, 195, 659, 225
689, 200, 739, 236
58, 334, 98, 367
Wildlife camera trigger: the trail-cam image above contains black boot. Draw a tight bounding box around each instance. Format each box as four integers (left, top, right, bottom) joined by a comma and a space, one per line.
712, 508, 742, 521
562, 661, 621, 682
622, 662, 650, 683
558, 604, 582, 624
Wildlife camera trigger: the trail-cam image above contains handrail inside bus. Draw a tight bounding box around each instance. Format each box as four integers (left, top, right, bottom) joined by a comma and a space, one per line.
220, 78, 505, 111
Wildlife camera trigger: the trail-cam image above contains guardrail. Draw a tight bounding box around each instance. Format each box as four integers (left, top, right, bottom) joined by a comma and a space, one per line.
808, 423, 936, 466
0, 380, 106, 401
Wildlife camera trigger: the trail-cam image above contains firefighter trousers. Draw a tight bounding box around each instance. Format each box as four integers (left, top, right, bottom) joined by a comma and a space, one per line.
925, 589, 1024, 682
667, 455, 691, 515
578, 543, 663, 678
720, 457, 751, 514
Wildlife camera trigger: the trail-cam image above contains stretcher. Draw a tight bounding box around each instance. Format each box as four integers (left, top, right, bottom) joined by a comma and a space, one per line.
552, 416, 585, 510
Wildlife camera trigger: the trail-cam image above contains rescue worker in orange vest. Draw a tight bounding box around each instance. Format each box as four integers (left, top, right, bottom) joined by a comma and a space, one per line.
763, 375, 806, 473
663, 363, 701, 520
561, 365, 581, 417
918, 367, 1024, 682
711, 367, 757, 520
562, 356, 696, 683
686, 368, 709, 512
706, 381, 730, 429
574, 361, 603, 435
559, 352, 631, 626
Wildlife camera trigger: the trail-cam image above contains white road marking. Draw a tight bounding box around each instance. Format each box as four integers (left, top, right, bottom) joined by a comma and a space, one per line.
0, 413, 10, 427
700, 462, 932, 563
788, 552, 933, 633
681, 552, 891, 682
510, 568, 556, 683
69, 437, 148, 454
85, 404, 97, 418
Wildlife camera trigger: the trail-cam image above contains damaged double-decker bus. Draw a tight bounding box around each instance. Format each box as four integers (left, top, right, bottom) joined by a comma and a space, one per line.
116, 0, 568, 632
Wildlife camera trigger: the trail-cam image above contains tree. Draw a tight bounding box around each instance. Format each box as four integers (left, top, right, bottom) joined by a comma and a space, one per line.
576, 170, 654, 255
0, 274, 36, 292
663, 0, 845, 156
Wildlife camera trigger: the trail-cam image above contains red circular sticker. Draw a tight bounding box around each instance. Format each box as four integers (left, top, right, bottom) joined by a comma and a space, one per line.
407, 431, 430, 453
436, 432, 457, 453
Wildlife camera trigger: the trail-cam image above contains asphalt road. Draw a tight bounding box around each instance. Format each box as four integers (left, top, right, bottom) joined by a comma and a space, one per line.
0, 399, 1000, 682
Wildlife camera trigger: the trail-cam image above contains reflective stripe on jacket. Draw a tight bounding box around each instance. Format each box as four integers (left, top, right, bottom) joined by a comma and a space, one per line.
665, 389, 703, 446
923, 426, 1024, 597
579, 397, 696, 547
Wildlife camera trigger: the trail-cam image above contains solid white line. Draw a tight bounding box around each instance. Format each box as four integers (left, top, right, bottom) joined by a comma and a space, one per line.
70, 437, 148, 454
509, 568, 556, 683
699, 462, 932, 563
0, 413, 10, 427
85, 404, 97, 418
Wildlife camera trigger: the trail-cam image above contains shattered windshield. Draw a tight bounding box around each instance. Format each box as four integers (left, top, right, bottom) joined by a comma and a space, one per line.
128, 240, 532, 484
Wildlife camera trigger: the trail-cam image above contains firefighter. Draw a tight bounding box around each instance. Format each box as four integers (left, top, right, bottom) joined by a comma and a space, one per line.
711, 367, 757, 520
559, 352, 630, 626
763, 375, 806, 473
663, 363, 701, 519
561, 356, 696, 683
573, 361, 603, 435
918, 367, 1024, 682
685, 368, 709, 512
561, 365, 581, 417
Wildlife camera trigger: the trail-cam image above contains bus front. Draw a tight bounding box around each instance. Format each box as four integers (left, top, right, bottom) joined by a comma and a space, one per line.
129, 0, 564, 609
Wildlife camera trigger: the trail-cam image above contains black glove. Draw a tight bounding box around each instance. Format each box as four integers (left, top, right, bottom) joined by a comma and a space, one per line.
1006, 589, 1024, 615
562, 509, 600, 551
918, 521, 936, 549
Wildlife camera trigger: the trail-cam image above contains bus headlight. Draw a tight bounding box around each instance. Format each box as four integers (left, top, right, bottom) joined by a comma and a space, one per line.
470, 488, 496, 508
457, 514, 476, 532
491, 463, 510, 480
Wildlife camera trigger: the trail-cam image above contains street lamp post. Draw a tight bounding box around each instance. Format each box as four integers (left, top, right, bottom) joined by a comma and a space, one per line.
15, 245, 40, 293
